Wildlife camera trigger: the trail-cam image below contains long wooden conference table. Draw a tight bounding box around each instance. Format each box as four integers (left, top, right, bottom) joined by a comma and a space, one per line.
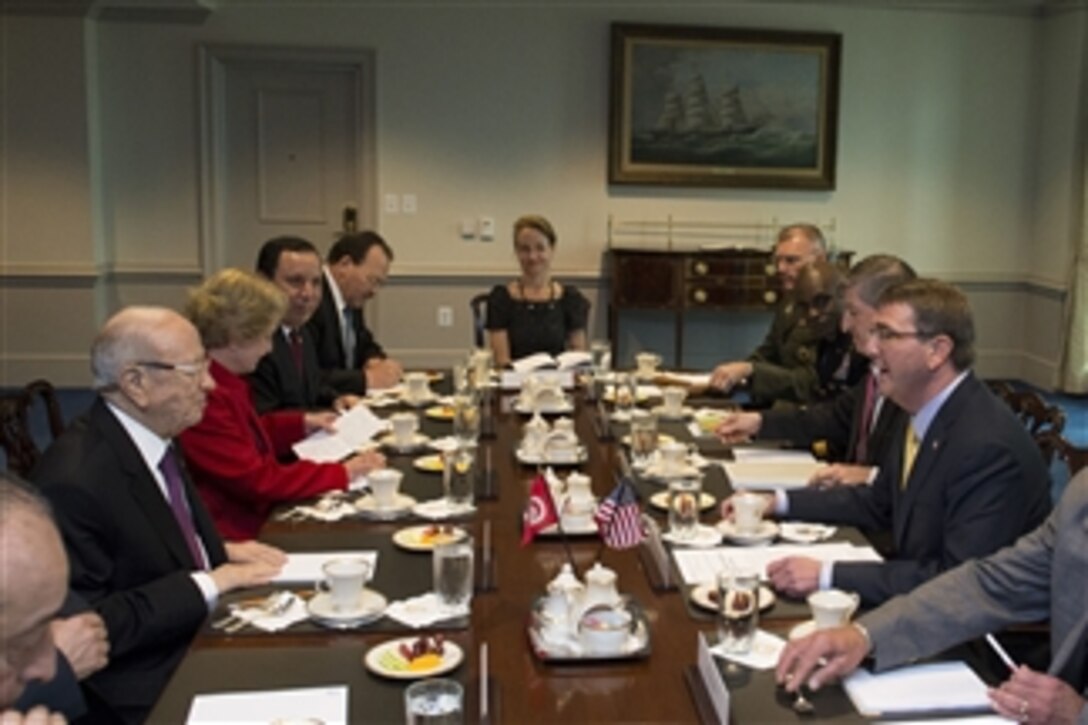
148, 380, 1006, 723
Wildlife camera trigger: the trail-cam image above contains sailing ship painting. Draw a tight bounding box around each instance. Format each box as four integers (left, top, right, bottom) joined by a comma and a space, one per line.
616, 31, 839, 185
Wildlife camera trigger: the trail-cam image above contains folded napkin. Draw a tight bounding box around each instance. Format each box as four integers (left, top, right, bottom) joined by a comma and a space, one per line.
231, 594, 309, 633
710, 629, 786, 670
383, 593, 470, 629
279, 492, 359, 522
778, 522, 837, 544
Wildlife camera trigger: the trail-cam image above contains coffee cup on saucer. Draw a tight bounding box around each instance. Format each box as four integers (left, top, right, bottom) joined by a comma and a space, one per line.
390, 412, 419, 448
657, 441, 688, 474
368, 468, 403, 509
661, 386, 687, 416
319, 558, 372, 612
403, 372, 430, 403
808, 589, 860, 629
635, 352, 661, 380
732, 492, 765, 535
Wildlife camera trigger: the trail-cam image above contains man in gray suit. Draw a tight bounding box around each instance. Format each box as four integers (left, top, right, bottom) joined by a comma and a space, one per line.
777, 470, 1088, 724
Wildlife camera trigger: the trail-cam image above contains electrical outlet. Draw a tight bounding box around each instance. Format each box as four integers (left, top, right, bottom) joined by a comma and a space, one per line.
437, 306, 453, 327
384, 194, 399, 214
402, 194, 418, 215
479, 216, 495, 241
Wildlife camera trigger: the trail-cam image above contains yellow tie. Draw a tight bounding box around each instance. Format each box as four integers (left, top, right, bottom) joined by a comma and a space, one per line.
901, 425, 920, 490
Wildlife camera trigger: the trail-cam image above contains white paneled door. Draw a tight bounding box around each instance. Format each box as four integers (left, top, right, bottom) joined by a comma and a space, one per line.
200, 47, 375, 272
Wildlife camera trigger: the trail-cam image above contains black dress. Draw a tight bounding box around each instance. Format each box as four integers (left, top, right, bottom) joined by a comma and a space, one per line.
485, 283, 589, 361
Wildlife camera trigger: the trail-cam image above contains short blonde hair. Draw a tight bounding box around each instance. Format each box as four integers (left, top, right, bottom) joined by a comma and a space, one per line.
186, 268, 287, 350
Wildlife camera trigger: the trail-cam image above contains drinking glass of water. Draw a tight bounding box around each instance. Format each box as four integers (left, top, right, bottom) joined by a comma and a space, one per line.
717, 566, 760, 655
434, 538, 474, 613
443, 444, 475, 508
452, 393, 480, 446
667, 477, 701, 541
628, 409, 657, 466
405, 678, 464, 725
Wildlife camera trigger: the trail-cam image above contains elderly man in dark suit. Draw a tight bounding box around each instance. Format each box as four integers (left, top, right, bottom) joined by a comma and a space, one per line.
307, 231, 402, 395
726, 279, 1051, 606
0, 475, 68, 722
778, 469, 1088, 724
716, 254, 916, 486
32, 306, 285, 723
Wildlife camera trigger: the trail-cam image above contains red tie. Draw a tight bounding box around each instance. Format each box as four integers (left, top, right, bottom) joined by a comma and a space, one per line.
289, 330, 304, 374
855, 372, 879, 463
158, 447, 207, 570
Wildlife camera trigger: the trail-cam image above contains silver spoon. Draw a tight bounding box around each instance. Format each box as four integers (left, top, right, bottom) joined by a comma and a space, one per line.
792, 686, 815, 714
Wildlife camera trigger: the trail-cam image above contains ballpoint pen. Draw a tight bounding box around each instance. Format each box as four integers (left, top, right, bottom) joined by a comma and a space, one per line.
985, 633, 1018, 671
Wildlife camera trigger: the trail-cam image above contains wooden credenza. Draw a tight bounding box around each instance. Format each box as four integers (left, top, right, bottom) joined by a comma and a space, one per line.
608, 247, 780, 366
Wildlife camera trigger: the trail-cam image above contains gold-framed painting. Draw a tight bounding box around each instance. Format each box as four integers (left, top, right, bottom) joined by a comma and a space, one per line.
609, 23, 842, 190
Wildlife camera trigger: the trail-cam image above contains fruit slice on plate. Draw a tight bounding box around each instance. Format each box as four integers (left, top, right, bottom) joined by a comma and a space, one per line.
364, 635, 464, 679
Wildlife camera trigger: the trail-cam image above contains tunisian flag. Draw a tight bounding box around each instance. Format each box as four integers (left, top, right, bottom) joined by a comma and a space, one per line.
520, 474, 560, 546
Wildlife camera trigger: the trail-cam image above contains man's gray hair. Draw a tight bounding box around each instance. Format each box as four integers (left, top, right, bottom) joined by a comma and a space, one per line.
90, 306, 168, 389
777, 223, 827, 253
0, 472, 53, 528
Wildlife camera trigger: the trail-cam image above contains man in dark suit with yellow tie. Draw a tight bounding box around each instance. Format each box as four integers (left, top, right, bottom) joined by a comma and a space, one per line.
32, 307, 285, 723
731, 279, 1051, 606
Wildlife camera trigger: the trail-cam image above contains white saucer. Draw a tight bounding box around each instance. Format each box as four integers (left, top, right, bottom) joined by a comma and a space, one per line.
355, 493, 417, 519
651, 405, 695, 421
364, 637, 464, 680
640, 461, 703, 480
621, 433, 675, 448
515, 446, 587, 466
648, 490, 716, 512
689, 583, 776, 613
392, 524, 467, 552
716, 519, 780, 546
307, 589, 387, 628
778, 522, 837, 544
401, 391, 439, 407
788, 620, 819, 640
662, 525, 722, 548
513, 399, 574, 415
378, 432, 430, 453
411, 498, 476, 520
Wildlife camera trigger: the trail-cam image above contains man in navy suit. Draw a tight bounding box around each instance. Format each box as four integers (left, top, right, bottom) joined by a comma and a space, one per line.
728, 279, 1051, 606
250, 236, 357, 414
33, 307, 285, 723
307, 231, 402, 395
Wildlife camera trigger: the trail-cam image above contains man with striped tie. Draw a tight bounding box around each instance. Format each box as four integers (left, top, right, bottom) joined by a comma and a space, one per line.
724, 280, 1051, 606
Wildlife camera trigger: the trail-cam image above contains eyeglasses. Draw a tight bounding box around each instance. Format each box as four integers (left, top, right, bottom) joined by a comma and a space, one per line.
873, 325, 933, 342
135, 359, 210, 377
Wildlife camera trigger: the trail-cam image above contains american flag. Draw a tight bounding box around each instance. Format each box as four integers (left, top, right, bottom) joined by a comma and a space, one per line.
594, 476, 645, 549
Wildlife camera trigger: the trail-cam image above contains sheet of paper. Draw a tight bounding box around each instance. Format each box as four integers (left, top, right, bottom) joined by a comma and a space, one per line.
696, 632, 731, 723
187, 685, 347, 724
673, 543, 882, 585
721, 460, 823, 490
292, 404, 388, 463
731, 448, 817, 464
272, 550, 379, 583
658, 371, 712, 387
843, 661, 993, 718
512, 353, 557, 373
500, 370, 574, 390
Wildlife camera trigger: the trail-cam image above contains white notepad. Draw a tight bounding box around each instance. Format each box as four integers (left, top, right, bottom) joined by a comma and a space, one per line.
843, 661, 994, 719
187, 685, 347, 724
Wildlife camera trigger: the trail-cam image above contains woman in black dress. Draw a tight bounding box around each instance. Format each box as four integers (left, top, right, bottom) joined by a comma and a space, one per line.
486, 215, 589, 367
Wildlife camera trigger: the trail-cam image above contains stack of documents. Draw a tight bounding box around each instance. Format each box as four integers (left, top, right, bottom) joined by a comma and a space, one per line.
187, 686, 347, 724
721, 459, 823, 490
673, 543, 882, 585
843, 662, 996, 719
292, 405, 388, 463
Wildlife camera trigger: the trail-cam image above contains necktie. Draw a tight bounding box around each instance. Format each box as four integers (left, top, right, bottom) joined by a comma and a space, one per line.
288, 330, 304, 374
901, 425, 920, 490
342, 307, 356, 368
854, 372, 879, 463
158, 446, 207, 569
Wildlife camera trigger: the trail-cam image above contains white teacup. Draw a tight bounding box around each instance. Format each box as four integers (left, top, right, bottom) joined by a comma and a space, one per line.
320, 557, 372, 612
635, 352, 662, 379
403, 372, 430, 403
732, 492, 765, 535
368, 468, 403, 508
662, 386, 687, 416
808, 589, 860, 629
578, 607, 632, 655
390, 412, 419, 447
658, 441, 688, 474
471, 348, 492, 385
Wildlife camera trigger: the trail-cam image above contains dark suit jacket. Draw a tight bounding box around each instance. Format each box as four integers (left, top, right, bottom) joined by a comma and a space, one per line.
30, 399, 228, 724
760, 371, 906, 465
249, 327, 338, 414
786, 373, 1052, 606
305, 275, 384, 396
862, 469, 1088, 695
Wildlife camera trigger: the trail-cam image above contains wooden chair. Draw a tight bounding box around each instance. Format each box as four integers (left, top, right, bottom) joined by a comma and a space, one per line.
0, 379, 65, 476
985, 379, 1018, 409
470, 293, 489, 348
1002, 390, 1066, 466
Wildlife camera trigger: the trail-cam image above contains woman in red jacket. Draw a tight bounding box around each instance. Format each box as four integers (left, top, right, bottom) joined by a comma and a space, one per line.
179, 268, 384, 540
